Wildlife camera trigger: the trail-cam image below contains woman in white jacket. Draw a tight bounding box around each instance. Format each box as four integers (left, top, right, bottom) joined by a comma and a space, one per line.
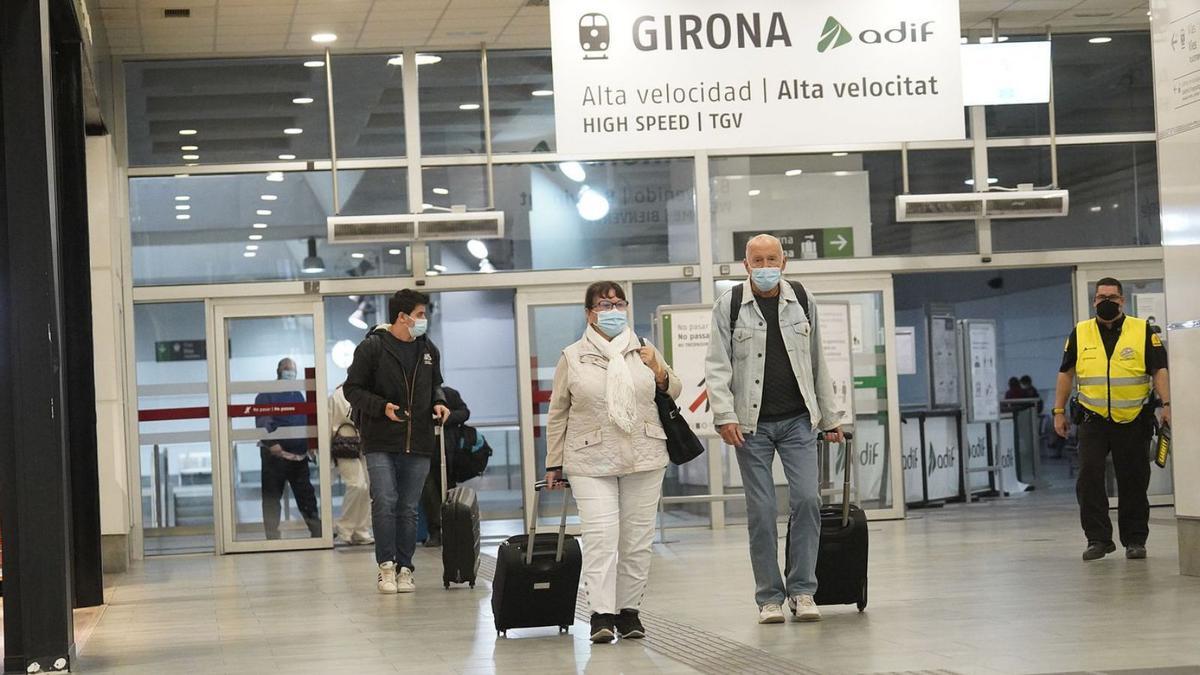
329, 384, 373, 545
543, 281, 682, 644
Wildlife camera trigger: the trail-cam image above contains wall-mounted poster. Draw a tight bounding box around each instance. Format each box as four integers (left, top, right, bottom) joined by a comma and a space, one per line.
929, 315, 959, 408
961, 320, 999, 423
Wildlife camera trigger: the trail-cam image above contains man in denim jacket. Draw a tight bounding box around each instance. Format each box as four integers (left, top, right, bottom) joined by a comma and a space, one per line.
705, 234, 844, 625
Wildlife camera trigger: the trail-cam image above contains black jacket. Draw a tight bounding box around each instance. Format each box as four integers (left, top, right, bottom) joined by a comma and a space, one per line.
343, 326, 446, 456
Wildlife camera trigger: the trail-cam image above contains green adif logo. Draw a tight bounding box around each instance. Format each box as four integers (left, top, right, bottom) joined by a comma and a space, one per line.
818, 16, 852, 52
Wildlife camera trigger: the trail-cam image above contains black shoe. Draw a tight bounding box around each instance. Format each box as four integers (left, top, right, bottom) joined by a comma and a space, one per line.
1082, 541, 1117, 561
589, 613, 615, 643
423, 533, 442, 548
1126, 544, 1147, 559
616, 609, 645, 639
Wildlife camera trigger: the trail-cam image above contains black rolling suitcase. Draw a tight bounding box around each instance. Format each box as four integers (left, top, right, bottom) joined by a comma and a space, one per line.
787, 432, 869, 611
439, 424, 480, 589
491, 480, 582, 636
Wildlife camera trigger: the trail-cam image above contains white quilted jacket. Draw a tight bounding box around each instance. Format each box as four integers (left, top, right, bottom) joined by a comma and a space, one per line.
544, 328, 682, 478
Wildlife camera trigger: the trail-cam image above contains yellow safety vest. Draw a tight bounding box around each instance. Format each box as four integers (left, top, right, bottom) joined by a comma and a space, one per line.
1074, 316, 1151, 423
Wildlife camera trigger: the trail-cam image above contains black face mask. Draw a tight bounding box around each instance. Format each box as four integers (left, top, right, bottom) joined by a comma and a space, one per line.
1096, 300, 1121, 322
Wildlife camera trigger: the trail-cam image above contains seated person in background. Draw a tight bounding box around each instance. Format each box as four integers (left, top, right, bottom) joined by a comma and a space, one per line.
1005, 377, 1023, 400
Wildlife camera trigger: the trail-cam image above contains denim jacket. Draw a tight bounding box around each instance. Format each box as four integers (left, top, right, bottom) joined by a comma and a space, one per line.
704, 280, 843, 435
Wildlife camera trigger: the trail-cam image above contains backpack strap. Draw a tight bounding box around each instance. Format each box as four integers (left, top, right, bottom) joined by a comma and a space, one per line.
789, 280, 810, 319
729, 284, 743, 356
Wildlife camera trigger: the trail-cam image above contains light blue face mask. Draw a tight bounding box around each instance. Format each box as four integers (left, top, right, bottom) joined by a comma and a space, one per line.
280, 370, 297, 380
751, 266, 782, 292
409, 317, 428, 338
596, 309, 628, 338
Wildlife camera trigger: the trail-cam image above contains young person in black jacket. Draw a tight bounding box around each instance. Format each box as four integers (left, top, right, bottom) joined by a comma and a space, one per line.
420, 385, 470, 548
343, 289, 450, 594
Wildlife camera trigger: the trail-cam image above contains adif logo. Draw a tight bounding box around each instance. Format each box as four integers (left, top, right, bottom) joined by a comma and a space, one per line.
927, 444, 956, 476
579, 13, 610, 59
817, 16, 936, 53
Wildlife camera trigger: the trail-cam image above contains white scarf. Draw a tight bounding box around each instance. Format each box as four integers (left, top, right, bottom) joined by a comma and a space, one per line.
584, 325, 641, 435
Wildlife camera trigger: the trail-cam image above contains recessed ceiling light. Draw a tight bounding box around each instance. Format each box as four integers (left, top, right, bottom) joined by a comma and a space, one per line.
422, 203, 434, 210
243, 251, 257, 258
261, 194, 278, 201
416, 53, 442, 66
293, 97, 314, 105
459, 103, 481, 111
1089, 205, 1103, 212
180, 145, 198, 151
1089, 36, 1112, 44
432, 187, 449, 195
175, 195, 190, 201
832, 152, 849, 157
748, 189, 761, 196
351, 252, 365, 259
311, 33, 337, 43
303, 60, 325, 68
182, 154, 200, 160
176, 214, 191, 220
963, 177, 1000, 186
253, 223, 269, 229
246, 244, 259, 251
178, 129, 197, 135
531, 89, 554, 97
257, 209, 272, 216
174, 174, 188, 178
785, 169, 804, 176
266, 172, 285, 182
388, 249, 402, 255
278, 154, 296, 160
834, 171, 852, 177
284, 128, 304, 135
388, 55, 404, 66
249, 234, 263, 241
175, 205, 190, 211
1112, 203, 1120, 209
960, 36, 968, 44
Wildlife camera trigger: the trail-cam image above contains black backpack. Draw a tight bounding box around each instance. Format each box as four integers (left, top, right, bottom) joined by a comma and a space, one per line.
729, 280, 810, 353
451, 425, 492, 483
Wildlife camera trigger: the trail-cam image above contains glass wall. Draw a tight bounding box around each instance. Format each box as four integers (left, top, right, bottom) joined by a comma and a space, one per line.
331, 54, 407, 158
418, 51, 485, 156
487, 49, 555, 153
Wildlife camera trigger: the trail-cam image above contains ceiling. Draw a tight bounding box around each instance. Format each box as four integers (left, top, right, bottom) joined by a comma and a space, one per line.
96, 0, 1150, 57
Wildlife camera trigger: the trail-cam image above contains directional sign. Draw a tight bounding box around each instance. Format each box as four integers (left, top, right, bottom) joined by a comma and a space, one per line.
732, 227, 855, 261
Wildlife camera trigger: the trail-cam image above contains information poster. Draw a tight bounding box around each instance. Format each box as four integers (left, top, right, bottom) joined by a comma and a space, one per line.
550, 0, 965, 154
1151, 0, 1200, 138
1134, 292, 1167, 334
895, 326, 917, 375
963, 320, 999, 423
656, 305, 718, 437
817, 302, 856, 428
929, 315, 959, 408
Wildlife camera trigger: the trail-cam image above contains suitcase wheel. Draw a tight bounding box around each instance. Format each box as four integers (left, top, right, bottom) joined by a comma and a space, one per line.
444, 581, 450, 589
857, 581, 868, 612
469, 581, 475, 589
560, 626, 570, 634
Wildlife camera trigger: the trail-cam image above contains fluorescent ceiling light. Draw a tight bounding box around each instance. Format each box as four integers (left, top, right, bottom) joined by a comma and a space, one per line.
257, 209, 272, 216
1089, 205, 1102, 212
175, 205, 190, 211
178, 129, 197, 135
311, 33, 337, 43
1089, 36, 1112, 44
559, 161, 586, 182
351, 252, 365, 259
278, 154, 297, 160
261, 194, 278, 201
175, 195, 190, 201
532, 89, 554, 97
249, 234, 263, 241
303, 60, 325, 68
834, 171, 852, 177
243, 251, 257, 258
266, 172, 285, 182
459, 103, 481, 111
748, 189, 762, 196
180, 145, 198, 151
831, 152, 848, 157
963, 177, 1000, 186
253, 223, 269, 229
176, 214, 191, 220
245, 244, 259, 251
284, 128, 304, 135
388, 53, 442, 66
785, 169, 804, 177
467, 239, 489, 259
432, 187, 449, 195
388, 249, 403, 255
182, 154, 200, 160
293, 97, 314, 104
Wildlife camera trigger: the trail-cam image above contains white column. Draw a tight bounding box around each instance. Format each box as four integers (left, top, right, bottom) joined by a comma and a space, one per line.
87, 134, 133, 572
1152, 0, 1200, 576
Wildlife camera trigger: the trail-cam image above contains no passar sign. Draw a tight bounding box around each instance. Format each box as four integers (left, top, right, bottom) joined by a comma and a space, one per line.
550, 0, 965, 154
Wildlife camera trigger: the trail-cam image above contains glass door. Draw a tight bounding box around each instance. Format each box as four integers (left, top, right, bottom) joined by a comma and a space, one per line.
211, 299, 333, 553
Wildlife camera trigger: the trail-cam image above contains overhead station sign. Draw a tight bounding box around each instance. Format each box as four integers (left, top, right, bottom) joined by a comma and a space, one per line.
550, 0, 965, 154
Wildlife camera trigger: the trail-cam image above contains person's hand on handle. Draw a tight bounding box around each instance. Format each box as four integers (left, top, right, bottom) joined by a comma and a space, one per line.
433, 404, 451, 424
718, 423, 745, 448
544, 468, 564, 490
268, 443, 286, 458
1054, 412, 1069, 438
823, 427, 845, 443
385, 402, 405, 423
639, 345, 667, 382
1160, 405, 1172, 429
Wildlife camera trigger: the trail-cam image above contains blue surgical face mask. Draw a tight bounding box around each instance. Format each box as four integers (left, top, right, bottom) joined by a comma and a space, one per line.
751, 266, 782, 292
280, 370, 297, 380
409, 317, 428, 338
596, 309, 628, 338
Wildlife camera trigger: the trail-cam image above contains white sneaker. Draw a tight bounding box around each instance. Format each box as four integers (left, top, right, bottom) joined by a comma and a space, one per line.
377, 562, 398, 594
396, 566, 416, 593
351, 533, 375, 546
788, 595, 822, 622
758, 603, 786, 624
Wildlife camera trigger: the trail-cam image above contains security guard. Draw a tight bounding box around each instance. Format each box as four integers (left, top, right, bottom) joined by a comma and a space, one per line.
1053, 277, 1170, 562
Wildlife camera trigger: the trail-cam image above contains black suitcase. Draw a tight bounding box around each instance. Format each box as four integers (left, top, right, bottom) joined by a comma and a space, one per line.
491, 480, 582, 636
787, 433, 868, 611
439, 424, 480, 589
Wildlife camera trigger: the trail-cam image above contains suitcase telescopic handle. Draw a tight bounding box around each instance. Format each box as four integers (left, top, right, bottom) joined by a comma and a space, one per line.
436, 421, 448, 504
824, 431, 854, 528
529, 479, 572, 565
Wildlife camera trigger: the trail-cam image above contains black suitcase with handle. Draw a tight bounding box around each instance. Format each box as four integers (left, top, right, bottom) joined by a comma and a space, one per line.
491, 480, 582, 636
786, 432, 868, 611
439, 424, 480, 589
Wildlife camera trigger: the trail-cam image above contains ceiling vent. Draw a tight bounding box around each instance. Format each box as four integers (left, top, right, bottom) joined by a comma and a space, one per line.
163, 8, 191, 18
327, 211, 504, 244
896, 190, 1069, 222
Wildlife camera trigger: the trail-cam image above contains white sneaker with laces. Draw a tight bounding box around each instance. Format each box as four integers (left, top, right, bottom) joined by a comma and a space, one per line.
758, 603, 786, 624
396, 566, 416, 593
788, 594, 822, 622
377, 562, 398, 594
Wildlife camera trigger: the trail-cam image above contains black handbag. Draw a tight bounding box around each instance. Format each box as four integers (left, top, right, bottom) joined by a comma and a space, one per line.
640, 338, 705, 465
331, 422, 363, 460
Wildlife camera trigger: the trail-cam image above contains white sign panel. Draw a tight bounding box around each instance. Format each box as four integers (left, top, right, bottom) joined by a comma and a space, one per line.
1134, 292, 1167, 333
929, 315, 959, 408
1152, 0, 1200, 138
817, 302, 856, 428
960, 42, 1052, 106
902, 416, 924, 504
549, 0, 965, 154
964, 422, 992, 493
964, 321, 1000, 423
895, 326, 918, 376
924, 415, 960, 501
657, 305, 718, 437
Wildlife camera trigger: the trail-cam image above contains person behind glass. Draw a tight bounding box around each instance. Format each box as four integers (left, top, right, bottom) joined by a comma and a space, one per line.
329, 384, 373, 546
1020, 375, 1044, 414
344, 289, 451, 594
543, 281, 681, 644
255, 358, 322, 540
1005, 377, 1023, 400
705, 234, 844, 625
420, 385, 470, 548
1054, 277, 1170, 562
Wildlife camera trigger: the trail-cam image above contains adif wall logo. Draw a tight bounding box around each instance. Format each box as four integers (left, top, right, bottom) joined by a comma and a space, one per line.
817, 16, 936, 53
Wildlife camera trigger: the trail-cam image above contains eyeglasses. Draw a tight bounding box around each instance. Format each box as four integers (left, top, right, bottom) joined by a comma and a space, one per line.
593, 300, 628, 311
1095, 294, 1122, 302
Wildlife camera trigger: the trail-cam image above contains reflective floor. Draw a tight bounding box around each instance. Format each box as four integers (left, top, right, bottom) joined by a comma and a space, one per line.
77, 490, 1200, 674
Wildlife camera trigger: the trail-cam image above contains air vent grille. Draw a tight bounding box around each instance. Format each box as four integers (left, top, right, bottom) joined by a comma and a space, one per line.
163, 8, 191, 18
328, 212, 503, 244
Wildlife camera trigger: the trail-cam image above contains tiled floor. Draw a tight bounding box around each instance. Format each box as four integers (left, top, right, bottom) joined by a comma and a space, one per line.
75, 491, 1200, 674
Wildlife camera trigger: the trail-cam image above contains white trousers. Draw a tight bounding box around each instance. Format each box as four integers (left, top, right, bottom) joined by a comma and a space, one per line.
571, 467, 665, 615
334, 457, 372, 540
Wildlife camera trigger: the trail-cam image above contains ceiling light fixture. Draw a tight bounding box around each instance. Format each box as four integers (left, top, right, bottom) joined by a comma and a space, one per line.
388, 53, 442, 67
532, 89, 554, 97
176, 214, 191, 220
284, 128, 304, 135
253, 223, 269, 229
576, 186, 610, 221
311, 33, 337, 43
388, 248, 403, 255
244, 251, 257, 258
175, 205, 190, 211
559, 161, 587, 182
292, 97, 315, 105
181, 145, 198, 151
302, 237, 325, 273
175, 195, 190, 201
261, 194, 278, 201
1089, 205, 1103, 212
178, 129, 197, 135
459, 103, 481, 111
432, 264, 448, 272
182, 154, 200, 160
979, 36, 1009, 44
245, 244, 259, 251
785, 169, 804, 176
266, 172, 285, 182
278, 154, 297, 160
467, 239, 489, 259
832, 152, 849, 157
432, 187, 449, 195
249, 234, 263, 241
834, 171, 852, 177
303, 60, 325, 68
351, 252, 365, 259
1088, 36, 1112, 44
748, 189, 762, 196
963, 177, 1001, 186
257, 209, 272, 216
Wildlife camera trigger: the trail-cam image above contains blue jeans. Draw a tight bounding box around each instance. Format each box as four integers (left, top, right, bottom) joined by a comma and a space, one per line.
737, 414, 821, 606
366, 452, 430, 569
